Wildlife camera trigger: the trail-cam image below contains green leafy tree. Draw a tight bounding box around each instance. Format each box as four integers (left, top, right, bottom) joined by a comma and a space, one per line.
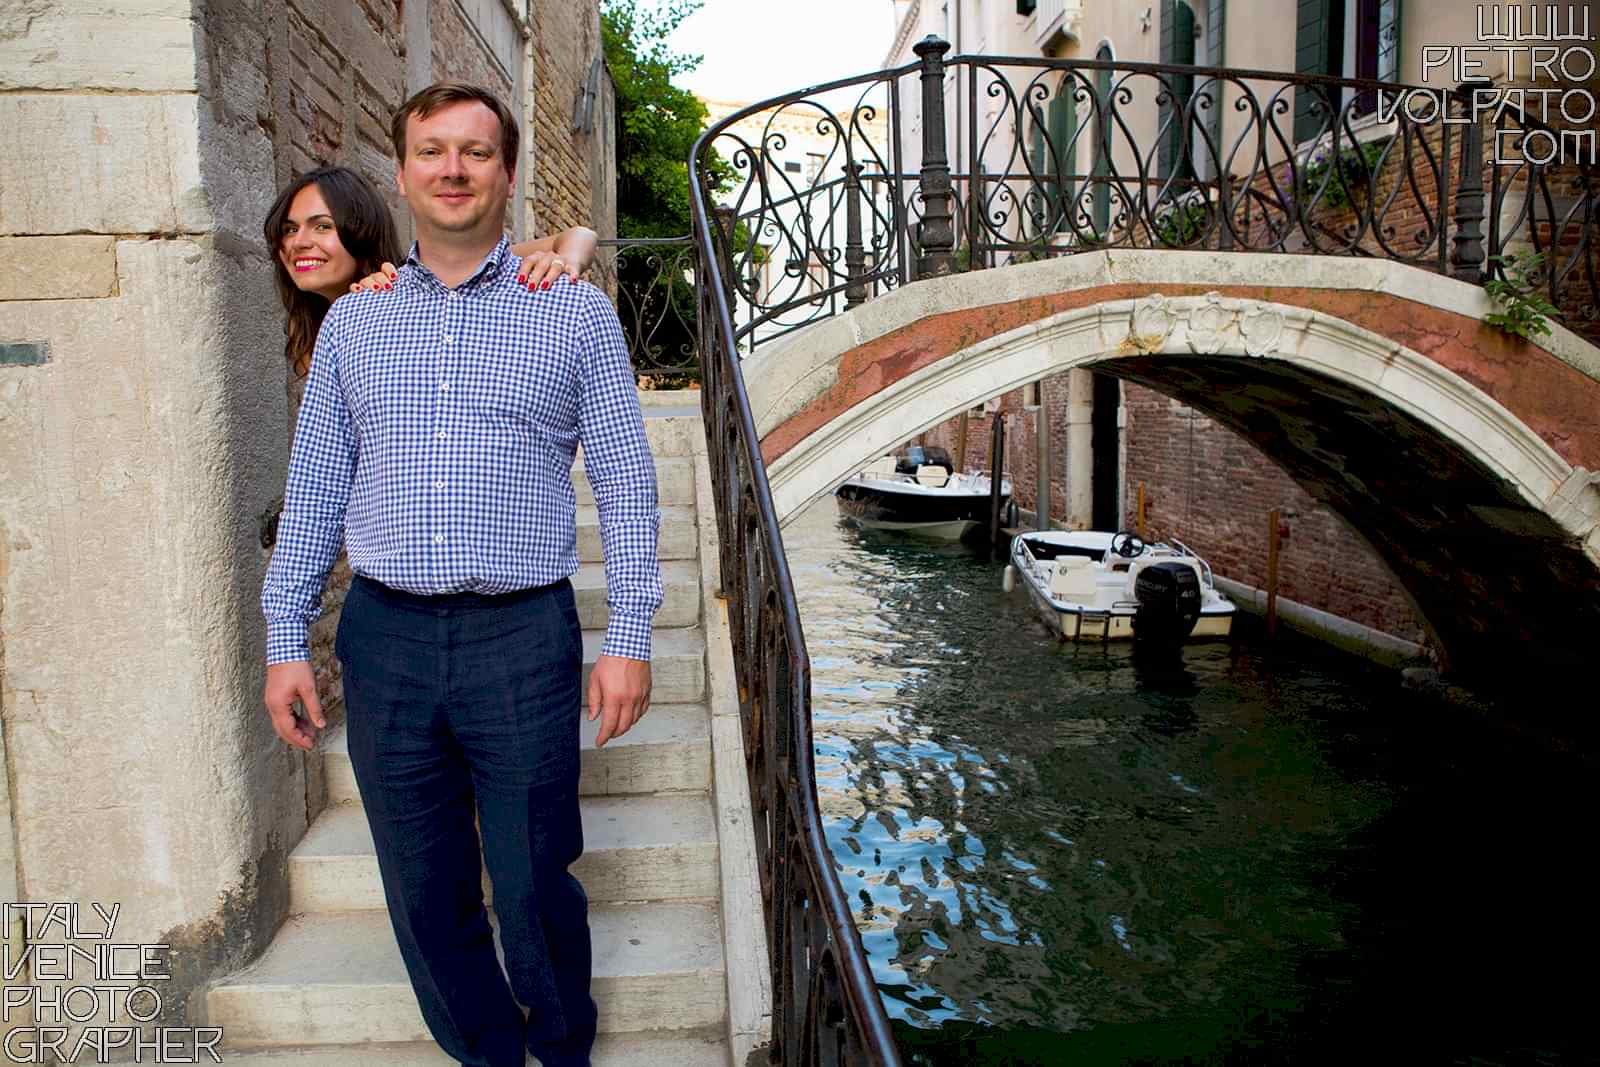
600, 0, 734, 382
602, 0, 732, 238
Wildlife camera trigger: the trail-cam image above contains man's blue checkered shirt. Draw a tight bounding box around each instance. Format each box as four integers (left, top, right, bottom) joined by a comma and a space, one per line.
262, 236, 661, 665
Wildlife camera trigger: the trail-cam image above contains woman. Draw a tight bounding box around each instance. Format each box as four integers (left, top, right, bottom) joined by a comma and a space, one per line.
264, 165, 597, 376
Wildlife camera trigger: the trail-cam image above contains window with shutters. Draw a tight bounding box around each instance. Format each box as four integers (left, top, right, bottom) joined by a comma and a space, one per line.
1294, 0, 1401, 142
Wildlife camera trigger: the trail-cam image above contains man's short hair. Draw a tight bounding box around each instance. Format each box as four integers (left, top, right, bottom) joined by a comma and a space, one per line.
391, 83, 520, 176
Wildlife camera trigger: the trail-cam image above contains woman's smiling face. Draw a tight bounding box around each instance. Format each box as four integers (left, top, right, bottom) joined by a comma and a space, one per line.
276, 183, 360, 300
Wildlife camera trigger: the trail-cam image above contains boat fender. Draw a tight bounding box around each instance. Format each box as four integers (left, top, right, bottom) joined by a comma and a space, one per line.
1002, 564, 1017, 593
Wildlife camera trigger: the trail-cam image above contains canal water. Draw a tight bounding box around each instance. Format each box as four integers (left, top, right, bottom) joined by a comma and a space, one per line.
785, 498, 1597, 1065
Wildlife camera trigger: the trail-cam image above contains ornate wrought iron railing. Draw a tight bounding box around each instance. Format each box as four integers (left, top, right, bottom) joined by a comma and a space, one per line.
683, 38, 1599, 1066
697, 38, 1597, 355
593, 237, 702, 382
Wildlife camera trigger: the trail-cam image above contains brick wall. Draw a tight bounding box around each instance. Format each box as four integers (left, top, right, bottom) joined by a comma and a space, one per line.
528, 1, 606, 237
1123, 382, 1429, 645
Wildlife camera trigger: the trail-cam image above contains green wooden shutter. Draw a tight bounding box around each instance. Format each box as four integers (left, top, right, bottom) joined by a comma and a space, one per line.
1050, 90, 1077, 214
1030, 100, 1049, 237
1092, 55, 1112, 235
1159, 0, 1177, 179
1295, 0, 1338, 142
1206, 0, 1226, 173
1377, 0, 1401, 82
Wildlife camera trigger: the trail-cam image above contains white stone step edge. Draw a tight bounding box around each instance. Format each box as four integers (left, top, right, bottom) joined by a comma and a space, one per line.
208, 903, 726, 1046
574, 558, 699, 630
320, 701, 713, 805
693, 446, 773, 1064
213, 1029, 729, 1066
573, 455, 696, 508
287, 795, 719, 912
577, 504, 696, 562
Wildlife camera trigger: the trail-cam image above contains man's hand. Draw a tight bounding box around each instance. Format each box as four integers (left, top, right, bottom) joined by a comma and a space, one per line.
587, 654, 651, 748
264, 661, 326, 751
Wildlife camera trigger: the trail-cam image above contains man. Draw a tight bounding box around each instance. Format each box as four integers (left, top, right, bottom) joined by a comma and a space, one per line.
260, 82, 661, 1067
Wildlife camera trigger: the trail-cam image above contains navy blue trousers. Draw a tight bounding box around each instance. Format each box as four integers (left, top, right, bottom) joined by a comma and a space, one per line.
335, 574, 595, 1067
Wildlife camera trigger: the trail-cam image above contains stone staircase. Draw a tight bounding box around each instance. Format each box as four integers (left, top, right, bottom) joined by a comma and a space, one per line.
209, 402, 741, 1066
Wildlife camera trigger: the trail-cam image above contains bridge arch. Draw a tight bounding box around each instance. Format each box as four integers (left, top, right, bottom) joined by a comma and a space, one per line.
745, 251, 1600, 686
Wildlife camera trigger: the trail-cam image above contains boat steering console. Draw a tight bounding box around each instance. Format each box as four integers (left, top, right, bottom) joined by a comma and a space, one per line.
1110, 531, 1145, 559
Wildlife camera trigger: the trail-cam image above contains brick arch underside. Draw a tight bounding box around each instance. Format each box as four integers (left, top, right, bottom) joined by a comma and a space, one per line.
758, 286, 1600, 696
1100, 356, 1600, 689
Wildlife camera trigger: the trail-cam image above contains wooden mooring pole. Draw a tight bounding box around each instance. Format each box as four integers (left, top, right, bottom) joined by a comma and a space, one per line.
956, 411, 969, 472
1137, 482, 1147, 540
988, 412, 1006, 559
1266, 508, 1282, 638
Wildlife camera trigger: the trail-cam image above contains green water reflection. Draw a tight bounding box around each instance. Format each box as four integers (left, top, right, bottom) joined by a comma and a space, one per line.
787, 500, 1596, 1064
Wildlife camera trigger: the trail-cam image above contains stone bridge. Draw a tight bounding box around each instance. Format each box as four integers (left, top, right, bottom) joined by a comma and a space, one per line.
744, 250, 1600, 688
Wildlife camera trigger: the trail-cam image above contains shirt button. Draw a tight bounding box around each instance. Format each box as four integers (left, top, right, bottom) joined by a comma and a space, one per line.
434, 534, 444, 544
434, 480, 445, 489
443, 334, 454, 344
436, 430, 447, 440
440, 382, 450, 391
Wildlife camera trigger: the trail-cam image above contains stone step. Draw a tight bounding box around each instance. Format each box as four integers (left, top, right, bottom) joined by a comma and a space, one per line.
577, 505, 696, 562
215, 1030, 730, 1066
575, 559, 698, 630
289, 795, 719, 912
574, 456, 694, 508
208, 903, 726, 1045
323, 703, 711, 805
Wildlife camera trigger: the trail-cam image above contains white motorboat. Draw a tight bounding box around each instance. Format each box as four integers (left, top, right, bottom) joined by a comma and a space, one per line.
1004, 529, 1236, 642
835, 446, 1012, 541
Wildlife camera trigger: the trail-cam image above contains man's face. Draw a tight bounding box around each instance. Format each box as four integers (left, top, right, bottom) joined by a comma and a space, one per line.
395, 100, 514, 240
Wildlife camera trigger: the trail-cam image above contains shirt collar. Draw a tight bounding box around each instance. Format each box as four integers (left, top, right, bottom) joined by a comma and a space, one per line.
401, 235, 513, 293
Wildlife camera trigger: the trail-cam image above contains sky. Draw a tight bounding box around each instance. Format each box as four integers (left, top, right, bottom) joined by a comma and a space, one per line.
667, 0, 901, 104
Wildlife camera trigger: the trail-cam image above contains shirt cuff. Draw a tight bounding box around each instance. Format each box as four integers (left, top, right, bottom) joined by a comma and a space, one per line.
266, 618, 311, 665
601, 608, 653, 662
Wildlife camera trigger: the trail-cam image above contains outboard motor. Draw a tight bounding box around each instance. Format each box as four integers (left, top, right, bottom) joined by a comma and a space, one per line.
1132, 562, 1202, 642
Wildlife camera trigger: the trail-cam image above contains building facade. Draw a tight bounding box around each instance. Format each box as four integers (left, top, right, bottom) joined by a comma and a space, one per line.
879, 0, 1595, 657
0, 0, 612, 1040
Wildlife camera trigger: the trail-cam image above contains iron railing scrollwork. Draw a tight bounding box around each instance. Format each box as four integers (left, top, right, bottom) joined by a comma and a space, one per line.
594, 237, 702, 381
693, 38, 1597, 360
681, 37, 1599, 1067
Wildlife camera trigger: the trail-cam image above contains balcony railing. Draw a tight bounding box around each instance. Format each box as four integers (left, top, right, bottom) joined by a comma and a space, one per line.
695, 38, 1597, 355
684, 38, 1598, 1065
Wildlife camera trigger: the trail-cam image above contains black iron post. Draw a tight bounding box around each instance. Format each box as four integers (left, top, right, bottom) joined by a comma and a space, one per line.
1450, 82, 1487, 281
913, 35, 956, 278
988, 411, 1006, 559
711, 204, 741, 341
845, 162, 866, 308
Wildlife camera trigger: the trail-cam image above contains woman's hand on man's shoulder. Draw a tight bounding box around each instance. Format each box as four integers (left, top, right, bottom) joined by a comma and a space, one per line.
349, 262, 398, 293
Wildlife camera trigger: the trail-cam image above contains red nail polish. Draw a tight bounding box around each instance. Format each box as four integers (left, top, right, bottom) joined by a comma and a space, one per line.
541, 281, 550, 289
517, 275, 526, 284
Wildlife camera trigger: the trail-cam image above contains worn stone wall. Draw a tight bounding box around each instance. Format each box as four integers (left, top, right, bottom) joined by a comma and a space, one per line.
528, 0, 607, 236
0, 0, 606, 1042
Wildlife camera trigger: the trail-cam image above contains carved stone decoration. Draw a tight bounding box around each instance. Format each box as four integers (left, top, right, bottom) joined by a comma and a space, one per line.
1128, 293, 1176, 352
1187, 291, 1233, 354
1239, 302, 1286, 357
1128, 294, 1285, 357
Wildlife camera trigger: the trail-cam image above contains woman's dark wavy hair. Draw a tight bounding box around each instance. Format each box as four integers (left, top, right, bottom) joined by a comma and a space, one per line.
263, 166, 402, 378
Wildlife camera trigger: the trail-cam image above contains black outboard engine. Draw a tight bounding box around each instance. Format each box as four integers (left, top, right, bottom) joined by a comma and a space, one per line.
1132, 562, 1202, 642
